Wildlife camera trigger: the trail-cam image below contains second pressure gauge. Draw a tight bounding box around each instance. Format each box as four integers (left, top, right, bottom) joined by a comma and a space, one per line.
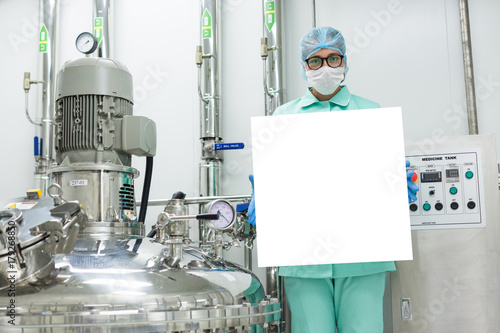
205, 200, 235, 230
76, 32, 98, 55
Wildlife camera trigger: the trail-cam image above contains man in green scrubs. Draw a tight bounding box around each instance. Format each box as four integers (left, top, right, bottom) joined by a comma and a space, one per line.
274, 26, 395, 332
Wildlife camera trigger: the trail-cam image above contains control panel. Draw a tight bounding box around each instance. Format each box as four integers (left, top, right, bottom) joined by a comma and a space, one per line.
406, 151, 484, 229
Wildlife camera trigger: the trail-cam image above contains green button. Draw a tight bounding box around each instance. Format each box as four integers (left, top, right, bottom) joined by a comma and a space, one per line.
450, 187, 458, 195
465, 171, 473, 179
423, 203, 431, 211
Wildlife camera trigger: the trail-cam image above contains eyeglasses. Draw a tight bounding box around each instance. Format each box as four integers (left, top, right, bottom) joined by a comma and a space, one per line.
305, 54, 344, 70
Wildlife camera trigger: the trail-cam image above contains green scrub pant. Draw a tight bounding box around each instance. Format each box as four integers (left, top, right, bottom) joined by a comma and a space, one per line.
284, 272, 387, 333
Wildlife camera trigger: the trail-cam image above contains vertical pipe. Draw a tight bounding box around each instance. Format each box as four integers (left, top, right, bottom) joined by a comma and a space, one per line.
263, 1, 288, 332
263, 0, 285, 116
243, 243, 253, 271
200, 0, 221, 141
36, 0, 59, 196
458, 0, 478, 135
311, 0, 316, 28
93, 0, 111, 58
199, 0, 222, 245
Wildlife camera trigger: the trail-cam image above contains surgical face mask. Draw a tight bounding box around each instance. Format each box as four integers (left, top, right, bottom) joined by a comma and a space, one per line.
305, 66, 345, 95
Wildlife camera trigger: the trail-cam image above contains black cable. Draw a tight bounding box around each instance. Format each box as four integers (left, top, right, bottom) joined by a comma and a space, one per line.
132, 156, 154, 253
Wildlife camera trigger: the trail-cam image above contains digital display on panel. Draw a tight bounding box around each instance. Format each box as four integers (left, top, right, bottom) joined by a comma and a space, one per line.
446, 169, 459, 178
420, 171, 442, 183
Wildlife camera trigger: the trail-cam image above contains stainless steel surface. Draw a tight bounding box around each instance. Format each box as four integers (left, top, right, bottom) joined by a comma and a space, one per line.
262, 2, 285, 330
0, 194, 278, 331
391, 135, 500, 332
35, 0, 60, 196
138, 194, 252, 207
93, 0, 111, 58
266, 266, 279, 299
0, 240, 279, 331
199, 162, 222, 246
262, 0, 285, 116
0, 196, 84, 292
49, 168, 138, 223
459, 0, 479, 135
199, 0, 221, 140
200, 161, 221, 207
199, 0, 223, 250
244, 244, 253, 271
311, 0, 316, 28
156, 199, 189, 267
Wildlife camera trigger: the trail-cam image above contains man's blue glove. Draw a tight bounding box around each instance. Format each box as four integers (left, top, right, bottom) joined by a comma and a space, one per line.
406, 160, 419, 203
248, 174, 256, 225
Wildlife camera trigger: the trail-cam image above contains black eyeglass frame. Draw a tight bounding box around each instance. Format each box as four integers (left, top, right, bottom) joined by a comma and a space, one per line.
305, 54, 345, 70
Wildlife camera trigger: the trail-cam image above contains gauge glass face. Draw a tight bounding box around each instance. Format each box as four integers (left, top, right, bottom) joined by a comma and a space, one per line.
76, 32, 97, 54
208, 200, 235, 229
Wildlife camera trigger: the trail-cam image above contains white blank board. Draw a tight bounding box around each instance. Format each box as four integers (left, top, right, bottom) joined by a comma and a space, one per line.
251, 107, 413, 267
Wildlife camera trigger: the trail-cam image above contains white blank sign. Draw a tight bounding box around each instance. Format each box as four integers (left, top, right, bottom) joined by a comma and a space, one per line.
251, 107, 413, 267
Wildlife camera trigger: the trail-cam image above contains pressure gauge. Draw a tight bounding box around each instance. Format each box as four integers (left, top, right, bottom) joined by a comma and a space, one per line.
75, 32, 98, 55
205, 200, 235, 230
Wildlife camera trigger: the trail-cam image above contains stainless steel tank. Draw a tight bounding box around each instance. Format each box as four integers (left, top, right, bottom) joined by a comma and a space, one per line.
0, 57, 277, 332
0, 228, 278, 331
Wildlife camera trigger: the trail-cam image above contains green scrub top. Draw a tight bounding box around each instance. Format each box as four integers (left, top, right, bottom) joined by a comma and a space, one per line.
274, 86, 396, 279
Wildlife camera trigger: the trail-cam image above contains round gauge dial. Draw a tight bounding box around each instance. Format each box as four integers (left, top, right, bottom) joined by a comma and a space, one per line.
206, 200, 235, 230
75, 32, 98, 54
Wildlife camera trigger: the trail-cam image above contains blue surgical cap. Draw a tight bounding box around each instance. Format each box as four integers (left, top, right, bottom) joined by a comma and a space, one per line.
300, 26, 346, 60
299, 26, 347, 78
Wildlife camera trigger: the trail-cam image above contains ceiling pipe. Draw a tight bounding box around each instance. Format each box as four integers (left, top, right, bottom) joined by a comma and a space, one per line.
459, 0, 478, 135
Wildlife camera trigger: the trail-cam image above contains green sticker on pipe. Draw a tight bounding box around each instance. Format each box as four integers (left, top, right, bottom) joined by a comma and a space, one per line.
94, 17, 103, 45
39, 24, 47, 53
202, 9, 212, 39
265, 1, 275, 32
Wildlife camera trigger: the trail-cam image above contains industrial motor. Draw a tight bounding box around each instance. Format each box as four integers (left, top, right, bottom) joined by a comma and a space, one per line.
49, 57, 156, 240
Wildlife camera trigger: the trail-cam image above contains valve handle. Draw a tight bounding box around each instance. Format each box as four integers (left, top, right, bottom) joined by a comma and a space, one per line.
196, 213, 220, 220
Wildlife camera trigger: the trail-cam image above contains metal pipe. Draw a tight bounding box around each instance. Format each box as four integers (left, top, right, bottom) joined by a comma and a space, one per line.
459, 0, 479, 135
281, 278, 291, 333
312, 0, 316, 28
93, 0, 111, 58
137, 194, 251, 207
262, 0, 285, 116
263, 1, 287, 331
25, 92, 42, 127
244, 243, 253, 271
36, 0, 59, 196
199, 0, 222, 247
263, 59, 275, 98
266, 267, 279, 299
199, 0, 221, 140
198, 67, 210, 104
